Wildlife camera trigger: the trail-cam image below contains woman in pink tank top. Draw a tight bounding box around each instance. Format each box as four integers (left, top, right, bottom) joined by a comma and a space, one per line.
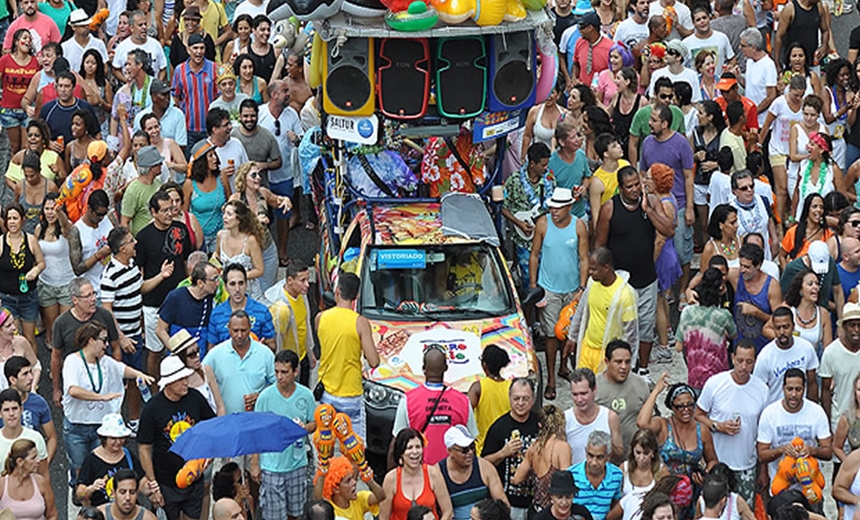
0, 439, 56, 520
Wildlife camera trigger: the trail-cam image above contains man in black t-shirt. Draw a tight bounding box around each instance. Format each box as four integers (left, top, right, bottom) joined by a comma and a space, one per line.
136, 191, 193, 379
50, 277, 120, 407
138, 356, 215, 520
481, 379, 541, 520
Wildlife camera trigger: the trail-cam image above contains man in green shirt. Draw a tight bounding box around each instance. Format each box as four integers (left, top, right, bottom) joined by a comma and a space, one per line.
120, 146, 163, 236
628, 76, 686, 166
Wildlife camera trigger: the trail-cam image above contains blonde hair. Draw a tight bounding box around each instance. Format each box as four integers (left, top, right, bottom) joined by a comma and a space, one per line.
534, 404, 566, 452
235, 162, 254, 193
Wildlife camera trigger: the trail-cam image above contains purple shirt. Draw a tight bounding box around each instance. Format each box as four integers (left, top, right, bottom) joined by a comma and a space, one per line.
639, 131, 695, 209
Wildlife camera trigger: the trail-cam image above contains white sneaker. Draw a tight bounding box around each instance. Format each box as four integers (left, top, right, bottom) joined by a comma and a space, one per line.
650, 346, 673, 364
637, 368, 653, 386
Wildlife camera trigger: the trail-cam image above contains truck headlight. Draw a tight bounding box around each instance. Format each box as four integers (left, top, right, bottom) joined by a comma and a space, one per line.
364, 381, 403, 409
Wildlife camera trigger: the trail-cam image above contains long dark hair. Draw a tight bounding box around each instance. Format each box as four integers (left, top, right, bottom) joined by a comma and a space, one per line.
37, 192, 62, 240
698, 267, 724, 308
79, 49, 107, 87
791, 193, 824, 258
701, 100, 726, 133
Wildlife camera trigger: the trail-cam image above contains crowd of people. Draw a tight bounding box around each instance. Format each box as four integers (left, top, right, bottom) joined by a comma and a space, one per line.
0, 0, 855, 519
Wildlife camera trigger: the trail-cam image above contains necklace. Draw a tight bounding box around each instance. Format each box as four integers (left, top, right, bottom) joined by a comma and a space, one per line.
620, 196, 641, 210
7, 234, 25, 270
719, 239, 737, 256
79, 349, 103, 394
796, 306, 817, 325
130, 75, 151, 110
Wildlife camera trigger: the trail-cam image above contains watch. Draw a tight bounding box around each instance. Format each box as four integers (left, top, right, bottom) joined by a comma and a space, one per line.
710, 421, 718, 433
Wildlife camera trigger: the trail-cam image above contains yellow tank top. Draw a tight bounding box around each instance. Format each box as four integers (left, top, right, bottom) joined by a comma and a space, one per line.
474, 377, 512, 454
317, 307, 363, 397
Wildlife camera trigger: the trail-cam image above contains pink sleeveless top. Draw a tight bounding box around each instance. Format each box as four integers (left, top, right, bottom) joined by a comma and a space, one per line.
0, 474, 45, 520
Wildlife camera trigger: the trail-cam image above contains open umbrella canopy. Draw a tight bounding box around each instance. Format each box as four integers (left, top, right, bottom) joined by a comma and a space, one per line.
169, 412, 308, 460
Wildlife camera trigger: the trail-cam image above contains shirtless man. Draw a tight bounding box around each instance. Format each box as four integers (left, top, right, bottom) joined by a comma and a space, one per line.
284, 52, 312, 115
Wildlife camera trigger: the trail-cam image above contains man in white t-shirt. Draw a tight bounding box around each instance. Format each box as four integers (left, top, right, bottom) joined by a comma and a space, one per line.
695, 340, 768, 508
738, 27, 777, 127
649, 0, 693, 40
111, 11, 167, 82
61, 9, 109, 73
191, 106, 249, 193
0, 389, 48, 478
756, 368, 832, 489
821, 303, 860, 432
648, 40, 701, 101
682, 5, 735, 74
614, 0, 651, 48
753, 306, 819, 405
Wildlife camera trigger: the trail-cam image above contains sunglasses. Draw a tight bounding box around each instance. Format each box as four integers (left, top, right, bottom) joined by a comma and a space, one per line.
736, 185, 754, 191
186, 349, 200, 358
673, 402, 695, 410
850, 220, 860, 227
274, 120, 281, 136
452, 444, 476, 454
658, 93, 673, 100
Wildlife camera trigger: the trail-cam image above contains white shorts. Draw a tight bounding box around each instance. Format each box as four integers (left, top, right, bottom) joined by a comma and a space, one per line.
694, 184, 708, 206
143, 306, 164, 352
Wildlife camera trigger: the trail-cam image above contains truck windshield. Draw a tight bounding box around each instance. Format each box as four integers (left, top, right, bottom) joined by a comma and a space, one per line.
359, 244, 514, 319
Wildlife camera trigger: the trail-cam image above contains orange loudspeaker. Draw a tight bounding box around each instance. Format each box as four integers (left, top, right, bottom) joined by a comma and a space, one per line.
377, 38, 429, 120
323, 37, 375, 116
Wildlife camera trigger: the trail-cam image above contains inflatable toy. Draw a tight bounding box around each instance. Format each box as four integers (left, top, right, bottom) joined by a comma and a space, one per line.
272, 16, 309, 56
266, 0, 344, 22
89, 8, 109, 31
554, 298, 579, 341
663, 5, 675, 33
473, 0, 506, 26
771, 437, 825, 504
534, 31, 558, 104
503, 0, 526, 21
313, 404, 336, 476
332, 412, 374, 482
175, 459, 206, 489
308, 32, 323, 89
343, 0, 388, 17
385, 1, 439, 31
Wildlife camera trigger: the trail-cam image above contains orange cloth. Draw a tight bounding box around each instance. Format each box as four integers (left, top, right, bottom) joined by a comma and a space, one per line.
780, 224, 833, 262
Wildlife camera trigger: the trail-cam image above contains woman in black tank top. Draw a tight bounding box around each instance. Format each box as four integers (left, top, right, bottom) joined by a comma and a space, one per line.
611, 68, 644, 160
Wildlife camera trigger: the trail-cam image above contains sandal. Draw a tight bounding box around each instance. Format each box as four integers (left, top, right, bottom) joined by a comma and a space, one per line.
279, 257, 291, 267
305, 222, 316, 231
557, 369, 572, 382
544, 385, 556, 400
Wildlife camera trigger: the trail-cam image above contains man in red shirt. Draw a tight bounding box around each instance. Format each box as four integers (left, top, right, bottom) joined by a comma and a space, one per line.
715, 72, 760, 142
572, 12, 613, 85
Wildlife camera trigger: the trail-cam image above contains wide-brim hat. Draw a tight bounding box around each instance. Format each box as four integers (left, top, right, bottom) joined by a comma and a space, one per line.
839, 302, 860, 326
547, 470, 578, 495
96, 413, 132, 438
167, 329, 197, 354
547, 187, 575, 208
69, 8, 92, 26
159, 356, 195, 389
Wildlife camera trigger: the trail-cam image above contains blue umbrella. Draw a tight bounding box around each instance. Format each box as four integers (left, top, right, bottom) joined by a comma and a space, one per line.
169, 412, 308, 460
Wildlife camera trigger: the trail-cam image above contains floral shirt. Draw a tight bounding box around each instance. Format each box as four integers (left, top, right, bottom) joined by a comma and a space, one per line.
502, 166, 555, 247
420, 135, 487, 197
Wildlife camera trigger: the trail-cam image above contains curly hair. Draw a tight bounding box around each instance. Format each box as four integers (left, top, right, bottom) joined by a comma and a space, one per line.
223, 200, 266, 249
235, 162, 256, 193
648, 163, 674, 194
707, 204, 737, 240
534, 404, 566, 453
189, 144, 218, 183
784, 268, 816, 307
27, 119, 51, 149
628, 428, 661, 477
323, 456, 356, 500
698, 267, 725, 308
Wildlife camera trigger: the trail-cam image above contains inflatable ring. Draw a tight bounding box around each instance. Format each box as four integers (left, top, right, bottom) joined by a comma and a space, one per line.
308, 32, 323, 89
385, 1, 438, 31
534, 33, 558, 104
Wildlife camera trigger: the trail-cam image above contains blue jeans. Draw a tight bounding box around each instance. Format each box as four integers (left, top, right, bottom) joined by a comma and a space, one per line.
63, 419, 100, 486
321, 392, 366, 440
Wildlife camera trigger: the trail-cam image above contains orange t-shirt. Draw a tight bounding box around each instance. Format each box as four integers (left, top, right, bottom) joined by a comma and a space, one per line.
780, 224, 833, 262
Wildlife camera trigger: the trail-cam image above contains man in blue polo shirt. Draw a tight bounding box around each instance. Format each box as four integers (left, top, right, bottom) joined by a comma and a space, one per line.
570, 430, 622, 520
204, 309, 275, 415
2, 357, 56, 464
208, 263, 275, 351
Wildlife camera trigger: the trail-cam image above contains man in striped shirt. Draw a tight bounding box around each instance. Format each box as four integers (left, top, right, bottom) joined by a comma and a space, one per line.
570, 430, 622, 520
101, 226, 173, 431
171, 32, 217, 153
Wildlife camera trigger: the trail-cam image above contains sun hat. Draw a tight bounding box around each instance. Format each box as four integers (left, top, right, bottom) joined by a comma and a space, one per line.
69, 9, 92, 26
547, 470, 579, 496
547, 187, 575, 208
159, 356, 195, 389
87, 140, 108, 163
97, 413, 132, 438
839, 302, 860, 326
137, 145, 164, 169
167, 329, 197, 354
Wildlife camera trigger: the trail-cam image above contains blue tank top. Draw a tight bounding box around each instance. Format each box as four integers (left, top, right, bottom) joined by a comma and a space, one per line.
537, 215, 580, 293
190, 179, 226, 239
734, 274, 772, 353
439, 456, 488, 520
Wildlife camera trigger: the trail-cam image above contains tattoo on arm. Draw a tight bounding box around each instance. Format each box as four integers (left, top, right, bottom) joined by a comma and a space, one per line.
67, 227, 88, 276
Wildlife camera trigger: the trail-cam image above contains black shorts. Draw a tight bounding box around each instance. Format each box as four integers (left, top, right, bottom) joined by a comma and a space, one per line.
161, 480, 204, 520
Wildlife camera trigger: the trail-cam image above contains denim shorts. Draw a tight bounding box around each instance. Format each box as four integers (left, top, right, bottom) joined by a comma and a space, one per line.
0, 107, 27, 128
121, 334, 144, 371
674, 206, 694, 265
63, 419, 100, 484
269, 180, 294, 219
0, 290, 39, 322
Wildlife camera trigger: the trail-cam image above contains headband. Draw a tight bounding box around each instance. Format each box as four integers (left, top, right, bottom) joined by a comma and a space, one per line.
187, 142, 216, 177
669, 384, 695, 405
809, 131, 829, 152
0, 308, 12, 328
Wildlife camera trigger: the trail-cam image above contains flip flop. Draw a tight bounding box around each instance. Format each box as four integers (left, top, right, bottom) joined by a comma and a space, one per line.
544, 385, 556, 400
279, 258, 291, 267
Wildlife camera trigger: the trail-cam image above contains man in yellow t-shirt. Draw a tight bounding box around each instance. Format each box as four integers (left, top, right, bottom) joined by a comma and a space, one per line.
566, 247, 639, 374
264, 260, 317, 387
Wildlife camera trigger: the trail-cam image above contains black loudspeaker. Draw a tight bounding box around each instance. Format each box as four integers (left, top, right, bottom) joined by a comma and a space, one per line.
435, 36, 487, 118
488, 31, 535, 112
323, 37, 375, 116
377, 38, 430, 120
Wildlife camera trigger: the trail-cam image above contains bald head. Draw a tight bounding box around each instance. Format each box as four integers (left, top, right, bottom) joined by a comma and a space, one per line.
422, 347, 448, 383
843, 237, 860, 267
213, 499, 243, 520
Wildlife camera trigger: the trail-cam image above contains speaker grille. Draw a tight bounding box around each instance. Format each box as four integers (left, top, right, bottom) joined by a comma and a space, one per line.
437, 37, 486, 117
378, 39, 428, 118
326, 67, 371, 111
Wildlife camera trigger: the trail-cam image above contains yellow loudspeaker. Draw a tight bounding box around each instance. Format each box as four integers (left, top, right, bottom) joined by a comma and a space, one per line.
323, 37, 375, 116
